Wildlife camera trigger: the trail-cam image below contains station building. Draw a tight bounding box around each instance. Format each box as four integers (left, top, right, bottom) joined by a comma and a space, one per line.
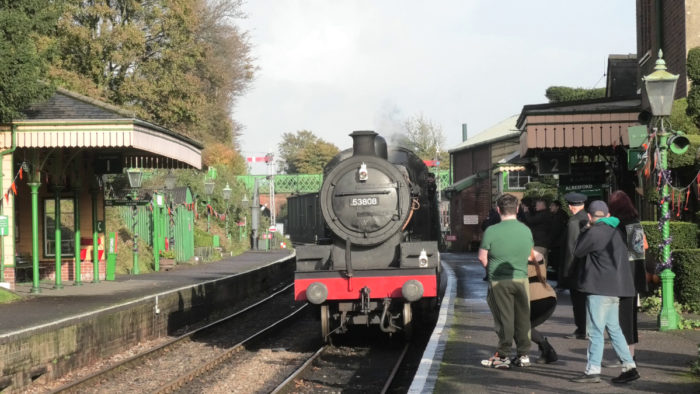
1, 88, 202, 289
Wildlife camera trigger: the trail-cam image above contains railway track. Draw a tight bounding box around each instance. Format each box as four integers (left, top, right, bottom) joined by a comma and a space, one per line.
271, 339, 411, 394
51, 284, 305, 394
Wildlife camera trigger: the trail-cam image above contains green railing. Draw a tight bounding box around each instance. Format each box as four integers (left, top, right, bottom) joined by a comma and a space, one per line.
236, 174, 323, 194
236, 170, 450, 194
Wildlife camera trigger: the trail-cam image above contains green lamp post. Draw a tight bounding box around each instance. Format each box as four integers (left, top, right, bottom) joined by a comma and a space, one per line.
204, 178, 215, 233
643, 49, 686, 331
127, 168, 143, 275
240, 193, 249, 241
222, 183, 232, 239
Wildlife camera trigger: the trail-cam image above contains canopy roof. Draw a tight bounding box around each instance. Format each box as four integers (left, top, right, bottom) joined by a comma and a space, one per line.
3, 88, 203, 169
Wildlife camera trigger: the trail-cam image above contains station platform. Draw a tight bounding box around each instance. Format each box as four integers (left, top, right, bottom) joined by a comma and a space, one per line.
0, 250, 293, 336
411, 253, 700, 393
0, 249, 293, 391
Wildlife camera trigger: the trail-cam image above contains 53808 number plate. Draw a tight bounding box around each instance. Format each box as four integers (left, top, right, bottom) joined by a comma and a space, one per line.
350, 197, 378, 206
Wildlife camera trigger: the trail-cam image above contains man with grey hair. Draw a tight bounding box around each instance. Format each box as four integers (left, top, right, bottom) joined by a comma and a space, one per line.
571, 200, 639, 384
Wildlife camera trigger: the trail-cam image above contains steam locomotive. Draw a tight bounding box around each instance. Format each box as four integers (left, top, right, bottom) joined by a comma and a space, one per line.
292, 130, 441, 340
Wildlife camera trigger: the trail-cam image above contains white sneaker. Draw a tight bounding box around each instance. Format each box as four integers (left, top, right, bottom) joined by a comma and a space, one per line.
512, 355, 530, 367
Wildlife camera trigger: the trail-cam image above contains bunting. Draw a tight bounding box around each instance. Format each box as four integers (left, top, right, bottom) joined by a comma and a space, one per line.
635, 127, 700, 271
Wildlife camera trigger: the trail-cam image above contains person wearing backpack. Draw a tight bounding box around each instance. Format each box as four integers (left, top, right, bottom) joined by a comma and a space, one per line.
607, 190, 648, 363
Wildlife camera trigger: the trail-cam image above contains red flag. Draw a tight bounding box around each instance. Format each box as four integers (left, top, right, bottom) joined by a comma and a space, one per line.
19, 167, 23, 180
4, 193, 7, 203
11, 182, 16, 195
685, 189, 690, 210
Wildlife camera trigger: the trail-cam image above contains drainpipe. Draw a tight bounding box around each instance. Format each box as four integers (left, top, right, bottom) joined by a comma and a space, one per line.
0, 125, 17, 283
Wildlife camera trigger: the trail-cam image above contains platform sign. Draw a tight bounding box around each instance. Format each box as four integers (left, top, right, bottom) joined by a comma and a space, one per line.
268, 226, 276, 232
538, 152, 571, 175
0, 215, 7, 236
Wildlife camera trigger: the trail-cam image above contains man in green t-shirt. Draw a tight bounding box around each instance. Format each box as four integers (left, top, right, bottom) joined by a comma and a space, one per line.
478, 193, 534, 369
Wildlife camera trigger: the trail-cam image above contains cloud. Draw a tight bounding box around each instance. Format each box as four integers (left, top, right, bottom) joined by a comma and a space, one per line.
236, 0, 636, 172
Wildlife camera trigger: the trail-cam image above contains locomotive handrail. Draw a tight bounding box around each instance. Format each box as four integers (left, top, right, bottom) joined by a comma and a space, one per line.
334, 190, 393, 196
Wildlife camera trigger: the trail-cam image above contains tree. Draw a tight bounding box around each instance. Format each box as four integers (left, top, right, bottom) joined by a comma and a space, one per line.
392, 114, 448, 169
278, 130, 339, 174
545, 86, 605, 103
686, 46, 700, 128
47, 0, 255, 149
0, 0, 60, 123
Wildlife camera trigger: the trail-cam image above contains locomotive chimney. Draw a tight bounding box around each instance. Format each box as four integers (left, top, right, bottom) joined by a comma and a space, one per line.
374, 135, 388, 159
350, 130, 378, 157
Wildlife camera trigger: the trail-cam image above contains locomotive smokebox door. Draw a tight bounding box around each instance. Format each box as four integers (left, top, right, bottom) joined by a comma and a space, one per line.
320, 135, 412, 247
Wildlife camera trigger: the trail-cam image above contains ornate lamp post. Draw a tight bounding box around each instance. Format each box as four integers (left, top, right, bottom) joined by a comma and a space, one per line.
165, 170, 177, 190
240, 193, 249, 241
222, 183, 232, 239
643, 49, 687, 331
127, 168, 143, 275
204, 178, 215, 233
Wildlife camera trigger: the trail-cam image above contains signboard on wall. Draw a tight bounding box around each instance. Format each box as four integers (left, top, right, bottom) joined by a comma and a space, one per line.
538, 152, 571, 175
559, 162, 606, 186
463, 215, 479, 225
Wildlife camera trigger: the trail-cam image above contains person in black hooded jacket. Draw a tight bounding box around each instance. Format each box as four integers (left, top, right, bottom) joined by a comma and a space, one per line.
570, 200, 639, 384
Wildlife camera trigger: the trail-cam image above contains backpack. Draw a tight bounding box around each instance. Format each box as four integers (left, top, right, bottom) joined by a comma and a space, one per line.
625, 223, 646, 261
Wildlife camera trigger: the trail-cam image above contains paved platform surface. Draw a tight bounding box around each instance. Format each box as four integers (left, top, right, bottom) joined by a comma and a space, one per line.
0, 250, 292, 336
432, 253, 700, 393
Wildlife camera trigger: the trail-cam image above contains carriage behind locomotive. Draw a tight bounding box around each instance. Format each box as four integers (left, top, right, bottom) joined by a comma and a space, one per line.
289, 130, 442, 340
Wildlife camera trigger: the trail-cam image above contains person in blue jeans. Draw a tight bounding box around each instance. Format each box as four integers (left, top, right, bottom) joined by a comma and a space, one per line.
570, 200, 640, 384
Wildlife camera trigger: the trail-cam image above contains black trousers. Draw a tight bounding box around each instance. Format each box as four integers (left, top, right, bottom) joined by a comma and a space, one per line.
571, 288, 587, 335
530, 297, 557, 344
619, 296, 638, 345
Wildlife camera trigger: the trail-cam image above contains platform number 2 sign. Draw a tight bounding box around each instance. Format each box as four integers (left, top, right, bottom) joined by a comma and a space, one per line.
537, 152, 570, 175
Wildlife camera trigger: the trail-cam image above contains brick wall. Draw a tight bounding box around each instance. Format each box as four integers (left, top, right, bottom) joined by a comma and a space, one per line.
637, 0, 691, 97
449, 177, 491, 252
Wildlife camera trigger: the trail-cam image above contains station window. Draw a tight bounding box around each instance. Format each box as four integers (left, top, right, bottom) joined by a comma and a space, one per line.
44, 198, 76, 257
508, 171, 529, 190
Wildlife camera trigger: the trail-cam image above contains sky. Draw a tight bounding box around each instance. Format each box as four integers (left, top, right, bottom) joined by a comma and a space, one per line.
234, 0, 637, 174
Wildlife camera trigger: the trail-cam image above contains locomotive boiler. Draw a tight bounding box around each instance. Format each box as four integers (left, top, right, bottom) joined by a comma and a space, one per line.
293, 130, 441, 340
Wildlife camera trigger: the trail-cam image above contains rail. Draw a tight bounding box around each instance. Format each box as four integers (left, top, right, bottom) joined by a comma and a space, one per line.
52, 283, 301, 393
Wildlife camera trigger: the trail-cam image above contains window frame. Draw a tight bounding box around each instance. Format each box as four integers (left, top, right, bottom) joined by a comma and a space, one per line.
507, 171, 530, 190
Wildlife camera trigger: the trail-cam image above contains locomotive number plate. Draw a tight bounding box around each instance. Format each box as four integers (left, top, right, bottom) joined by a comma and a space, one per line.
350, 197, 378, 206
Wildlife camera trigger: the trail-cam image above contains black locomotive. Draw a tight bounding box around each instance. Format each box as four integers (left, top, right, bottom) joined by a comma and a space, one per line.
292, 130, 441, 340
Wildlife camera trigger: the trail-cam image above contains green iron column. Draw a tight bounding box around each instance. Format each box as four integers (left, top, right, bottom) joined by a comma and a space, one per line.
91, 188, 100, 283
132, 203, 139, 275
53, 186, 63, 289
153, 196, 160, 272
29, 182, 41, 293
658, 122, 679, 330
73, 187, 82, 285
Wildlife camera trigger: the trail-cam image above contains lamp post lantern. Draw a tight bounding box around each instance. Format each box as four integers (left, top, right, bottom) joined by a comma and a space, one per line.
204, 178, 215, 233
165, 170, 176, 190
643, 49, 681, 331
127, 168, 143, 275
223, 183, 232, 239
